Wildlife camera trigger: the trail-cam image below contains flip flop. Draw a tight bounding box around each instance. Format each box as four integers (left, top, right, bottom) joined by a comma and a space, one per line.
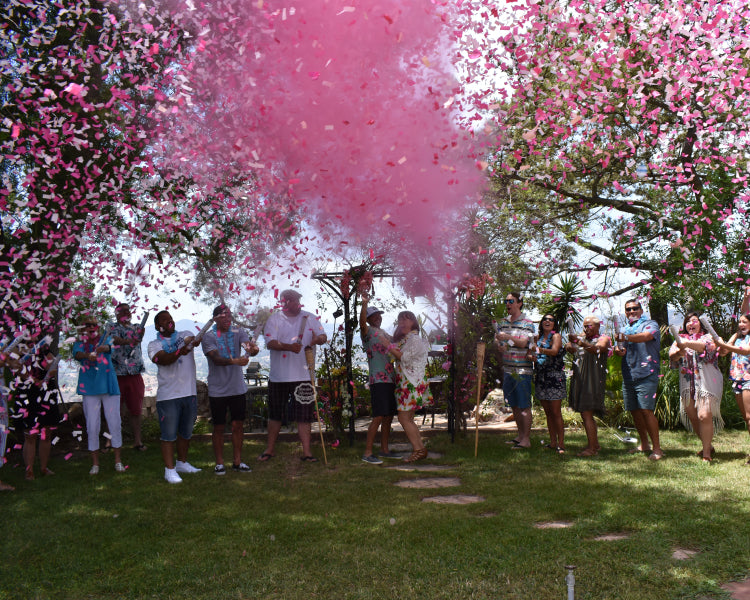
0, 481, 15, 491
257, 453, 274, 462
505, 438, 520, 445
300, 456, 319, 463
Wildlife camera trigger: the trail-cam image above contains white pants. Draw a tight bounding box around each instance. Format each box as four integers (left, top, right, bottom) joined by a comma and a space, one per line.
82, 394, 122, 451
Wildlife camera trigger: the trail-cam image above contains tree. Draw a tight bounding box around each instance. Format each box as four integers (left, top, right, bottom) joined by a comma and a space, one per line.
0, 0, 191, 335
459, 0, 750, 327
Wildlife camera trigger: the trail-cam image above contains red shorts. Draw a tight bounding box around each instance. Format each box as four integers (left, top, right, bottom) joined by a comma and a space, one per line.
118, 374, 145, 416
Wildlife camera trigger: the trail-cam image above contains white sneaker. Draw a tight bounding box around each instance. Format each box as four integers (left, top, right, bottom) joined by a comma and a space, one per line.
89, 465, 99, 475
114, 462, 126, 473
164, 468, 183, 484
175, 460, 202, 474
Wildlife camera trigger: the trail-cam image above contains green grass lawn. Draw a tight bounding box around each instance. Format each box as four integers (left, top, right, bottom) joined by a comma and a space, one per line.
1, 426, 749, 600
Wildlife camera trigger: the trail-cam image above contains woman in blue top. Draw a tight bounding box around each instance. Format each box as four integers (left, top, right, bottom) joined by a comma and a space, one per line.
534, 314, 566, 453
73, 316, 123, 475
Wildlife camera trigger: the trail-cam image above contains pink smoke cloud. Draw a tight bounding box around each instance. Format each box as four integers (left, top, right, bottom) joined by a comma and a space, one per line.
158, 0, 485, 267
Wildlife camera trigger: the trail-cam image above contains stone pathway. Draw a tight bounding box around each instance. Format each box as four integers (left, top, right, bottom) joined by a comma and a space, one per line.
592, 532, 630, 542
723, 579, 750, 600
395, 477, 461, 489
422, 494, 486, 504
534, 521, 573, 529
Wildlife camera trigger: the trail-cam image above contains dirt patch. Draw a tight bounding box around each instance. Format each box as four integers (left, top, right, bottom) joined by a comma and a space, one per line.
422, 494, 486, 504
723, 578, 750, 600
592, 532, 630, 541
672, 548, 698, 560
386, 464, 454, 472
534, 521, 574, 529
395, 477, 461, 489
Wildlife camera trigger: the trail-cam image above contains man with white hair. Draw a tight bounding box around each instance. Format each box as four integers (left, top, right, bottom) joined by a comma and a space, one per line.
258, 289, 327, 462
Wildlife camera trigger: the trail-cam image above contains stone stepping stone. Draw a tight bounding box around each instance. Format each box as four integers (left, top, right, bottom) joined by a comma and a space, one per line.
534, 521, 574, 529
386, 464, 455, 472
672, 548, 698, 560
592, 532, 630, 541
723, 578, 750, 600
394, 476, 461, 489
422, 494, 486, 504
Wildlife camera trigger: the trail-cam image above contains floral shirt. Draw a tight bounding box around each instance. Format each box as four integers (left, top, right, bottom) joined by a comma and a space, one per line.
110, 322, 145, 376
730, 334, 750, 383
362, 326, 395, 385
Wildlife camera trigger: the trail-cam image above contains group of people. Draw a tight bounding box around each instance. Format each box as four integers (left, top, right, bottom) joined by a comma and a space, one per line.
4, 285, 750, 490
499, 289, 750, 464
0, 286, 436, 489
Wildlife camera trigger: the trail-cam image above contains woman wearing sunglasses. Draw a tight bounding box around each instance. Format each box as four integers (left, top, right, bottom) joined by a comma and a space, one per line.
534, 314, 566, 453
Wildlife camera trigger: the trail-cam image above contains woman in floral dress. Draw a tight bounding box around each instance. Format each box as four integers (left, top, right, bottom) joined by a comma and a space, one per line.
388, 311, 432, 463
669, 312, 723, 462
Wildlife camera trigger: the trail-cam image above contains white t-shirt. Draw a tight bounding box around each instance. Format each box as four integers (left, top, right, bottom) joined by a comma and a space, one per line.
263, 310, 326, 382
147, 331, 197, 401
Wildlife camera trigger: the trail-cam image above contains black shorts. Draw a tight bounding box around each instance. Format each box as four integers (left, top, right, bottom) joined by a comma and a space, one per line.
12, 384, 61, 433
370, 382, 397, 417
209, 393, 246, 426
268, 381, 315, 423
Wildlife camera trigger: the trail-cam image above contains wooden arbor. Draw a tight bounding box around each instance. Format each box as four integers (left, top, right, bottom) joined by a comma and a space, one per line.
312, 265, 459, 446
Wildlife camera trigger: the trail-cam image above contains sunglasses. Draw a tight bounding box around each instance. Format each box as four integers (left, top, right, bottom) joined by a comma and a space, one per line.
505, 299, 516, 304
541, 317, 554, 323
625, 307, 641, 313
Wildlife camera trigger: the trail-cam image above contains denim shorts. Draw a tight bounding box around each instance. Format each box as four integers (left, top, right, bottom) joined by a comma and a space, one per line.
503, 372, 532, 409
157, 395, 198, 442
622, 373, 659, 411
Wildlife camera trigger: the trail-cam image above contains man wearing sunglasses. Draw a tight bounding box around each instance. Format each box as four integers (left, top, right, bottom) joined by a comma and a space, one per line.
614, 300, 663, 460
495, 292, 536, 449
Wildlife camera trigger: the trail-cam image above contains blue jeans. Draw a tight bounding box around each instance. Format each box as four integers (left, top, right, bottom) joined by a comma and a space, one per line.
157, 395, 198, 442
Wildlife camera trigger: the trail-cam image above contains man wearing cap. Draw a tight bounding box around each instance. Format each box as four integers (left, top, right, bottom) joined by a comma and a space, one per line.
201, 305, 259, 475
110, 303, 147, 451
359, 295, 398, 464
258, 289, 327, 462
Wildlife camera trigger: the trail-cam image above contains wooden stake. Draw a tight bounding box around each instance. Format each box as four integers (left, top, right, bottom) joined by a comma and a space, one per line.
305, 347, 328, 465
474, 342, 486, 458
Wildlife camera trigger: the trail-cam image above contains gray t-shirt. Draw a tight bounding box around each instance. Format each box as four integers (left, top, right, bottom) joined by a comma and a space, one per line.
201, 326, 250, 397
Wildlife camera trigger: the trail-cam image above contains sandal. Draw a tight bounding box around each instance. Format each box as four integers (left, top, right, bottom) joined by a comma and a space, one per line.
132, 444, 148, 452
41, 467, 55, 476
577, 448, 598, 457
257, 452, 274, 462
556, 447, 566, 455
403, 448, 428, 463
300, 456, 319, 463
0, 481, 14, 492
25, 466, 35, 481
696, 447, 715, 458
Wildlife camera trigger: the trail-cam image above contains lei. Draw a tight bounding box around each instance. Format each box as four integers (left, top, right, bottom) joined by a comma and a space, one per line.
159, 331, 182, 354
213, 325, 236, 359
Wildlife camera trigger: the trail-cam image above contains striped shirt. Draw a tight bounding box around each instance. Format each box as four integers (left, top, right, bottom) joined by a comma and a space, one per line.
497, 313, 536, 376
